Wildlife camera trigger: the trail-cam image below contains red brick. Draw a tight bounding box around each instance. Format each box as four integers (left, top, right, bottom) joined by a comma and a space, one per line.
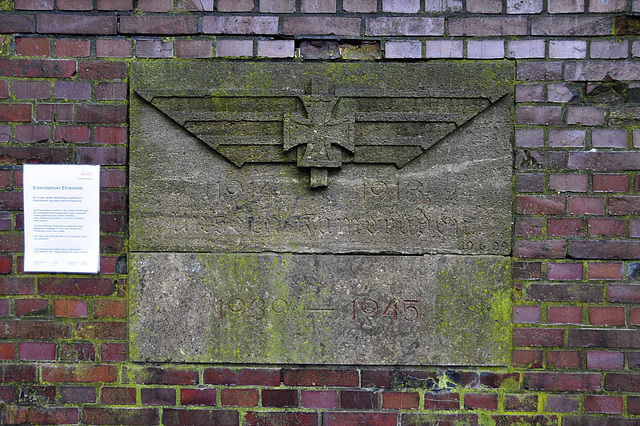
78, 146, 127, 165
545, 395, 580, 413
0, 59, 76, 78
59, 342, 95, 362
54, 125, 91, 143
547, 350, 582, 368
570, 152, 640, 172
16, 37, 50, 56
515, 196, 564, 214
589, 307, 625, 326
95, 126, 127, 144
549, 174, 588, 192
141, 388, 175, 406
0, 299, 8, 315
137, 0, 173, 11
180, 389, 216, 406
283, 368, 359, 387
587, 351, 624, 369
95, 82, 127, 100
262, 389, 298, 407
504, 394, 538, 412
301, 390, 339, 408
37, 14, 117, 35
97, 0, 133, 10
101, 192, 127, 211
123, 366, 199, 385
0, 234, 22, 252
424, 392, 460, 410
100, 169, 126, 189
79, 60, 126, 79
567, 196, 605, 215
587, 218, 625, 237
513, 306, 541, 324
517, 61, 563, 81
282, 17, 360, 36
18, 342, 56, 361
548, 262, 583, 280
586, 395, 623, 414
514, 262, 542, 280
243, 412, 316, 426
513, 328, 564, 347
630, 396, 640, 415
0, 81, 7, 99
120, 16, 198, 34
568, 329, 640, 349
0, 104, 32, 122
177, 0, 215, 11
76, 321, 126, 340
323, 412, 397, 426
14, 298, 48, 316
532, 16, 611, 36
42, 364, 117, 383
516, 106, 563, 125
1, 364, 36, 382
61, 386, 96, 403
0, 14, 35, 32
83, 408, 159, 425
515, 217, 543, 237
341, 390, 378, 409
381, 392, 419, 410
15, 0, 53, 9
36, 103, 73, 122
464, 393, 498, 411
101, 342, 126, 362
631, 307, 640, 325
101, 387, 137, 405
568, 240, 640, 260
2, 407, 78, 425
204, 368, 280, 386
55, 39, 90, 57
547, 307, 582, 324
0, 319, 70, 339
525, 373, 601, 391
77, 105, 127, 124
164, 409, 239, 425
95, 38, 132, 58
54, 81, 91, 100
549, 129, 586, 148
514, 240, 566, 259
0, 343, 14, 360
592, 129, 628, 148
605, 373, 640, 392
54, 299, 88, 318
39, 277, 114, 296
548, 218, 584, 237
94, 299, 126, 318
588, 262, 623, 279
176, 39, 212, 58
15, 124, 51, 143
221, 389, 258, 407
57, 0, 93, 9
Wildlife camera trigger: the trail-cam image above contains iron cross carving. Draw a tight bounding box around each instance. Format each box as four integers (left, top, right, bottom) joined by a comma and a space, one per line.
136, 77, 499, 188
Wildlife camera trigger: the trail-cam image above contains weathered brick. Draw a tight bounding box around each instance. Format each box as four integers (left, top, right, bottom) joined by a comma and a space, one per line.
549, 40, 587, 59
593, 174, 629, 192
79, 60, 126, 79
590, 0, 627, 12
61, 386, 96, 404
403, 414, 477, 425
94, 299, 126, 318
587, 261, 623, 279
324, 412, 397, 425
567, 196, 605, 215
525, 373, 601, 391
16, 37, 50, 56
96, 38, 132, 58
76, 321, 127, 340
547, 306, 582, 324
589, 307, 625, 326
607, 284, 640, 302
18, 342, 56, 360
283, 368, 359, 386
283, 17, 361, 36
507, 40, 545, 59
587, 351, 624, 369
424, 0, 462, 12
221, 389, 258, 407
516, 173, 544, 193
0, 59, 76, 78
95, 126, 127, 144
513, 306, 542, 324
120, 16, 197, 34
302, 0, 336, 12
141, 388, 176, 406
101, 342, 126, 362
513, 262, 542, 280
570, 152, 640, 172
424, 40, 463, 58
588, 218, 625, 237
507, 0, 543, 13
177, 0, 214, 11
545, 395, 580, 413
466, 0, 502, 13
101, 387, 137, 405
39, 278, 114, 296
424, 392, 460, 410
504, 394, 538, 412
137, 0, 173, 11
163, 409, 239, 426
77, 105, 127, 124
569, 329, 640, 349
381, 392, 419, 410
385, 41, 421, 59
15, 0, 53, 9
124, 366, 199, 385
260, 0, 296, 12
58, 342, 95, 362
95, 82, 127, 101
548, 83, 576, 103
300, 390, 339, 408
0, 104, 32, 122
565, 60, 640, 81
14, 299, 47, 317
204, 16, 279, 35
464, 393, 498, 411
176, 39, 212, 58
136, 39, 173, 58
180, 389, 216, 406
368, 17, 444, 36
204, 368, 280, 386
515, 129, 544, 148
55, 81, 91, 100
53, 299, 88, 318
449, 17, 526, 36
262, 389, 298, 407
526, 283, 603, 303
517, 61, 563, 81
216, 39, 253, 57
218, 0, 254, 11
549, 174, 588, 192
531, 16, 612, 36
548, 0, 584, 13
382, 0, 419, 12
56, 39, 90, 57
591, 40, 628, 59
514, 240, 566, 259
83, 408, 159, 425
0, 319, 70, 339
605, 373, 640, 391
0, 14, 35, 32
97, 0, 133, 10
57, 0, 93, 9
467, 40, 504, 59
516, 106, 562, 125
15, 124, 51, 143
569, 240, 640, 259
547, 262, 583, 280
42, 364, 117, 383
257, 40, 295, 58
513, 328, 564, 347
515, 196, 565, 214
37, 14, 116, 35
341, 390, 378, 409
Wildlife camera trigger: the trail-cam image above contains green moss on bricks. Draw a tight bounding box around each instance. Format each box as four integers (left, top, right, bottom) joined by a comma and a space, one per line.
0, 0, 13, 11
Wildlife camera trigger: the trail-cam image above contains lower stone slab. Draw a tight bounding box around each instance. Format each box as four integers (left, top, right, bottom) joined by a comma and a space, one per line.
129, 253, 511, 365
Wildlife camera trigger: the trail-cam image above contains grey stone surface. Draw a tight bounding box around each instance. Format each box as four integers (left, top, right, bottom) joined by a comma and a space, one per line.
130, 61, 514, 255
129, 253, 511, 365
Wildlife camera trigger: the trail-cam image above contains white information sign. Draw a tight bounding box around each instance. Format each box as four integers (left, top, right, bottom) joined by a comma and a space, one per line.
23, 165, 100, 273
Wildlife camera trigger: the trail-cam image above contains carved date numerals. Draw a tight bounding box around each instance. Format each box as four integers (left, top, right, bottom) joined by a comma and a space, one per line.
351, 299, 419, 322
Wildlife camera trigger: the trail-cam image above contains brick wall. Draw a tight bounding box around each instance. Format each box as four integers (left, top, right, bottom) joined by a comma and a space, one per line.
0, 0, 639, 424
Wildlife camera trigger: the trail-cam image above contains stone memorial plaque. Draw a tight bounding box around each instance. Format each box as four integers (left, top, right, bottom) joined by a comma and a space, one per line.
129, 61, 514, 365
